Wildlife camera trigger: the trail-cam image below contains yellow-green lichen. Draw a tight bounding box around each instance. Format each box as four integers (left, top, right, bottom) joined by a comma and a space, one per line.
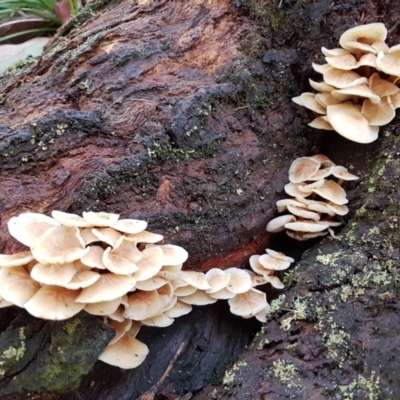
271, 359, 301, 390
64, 318, 81, 336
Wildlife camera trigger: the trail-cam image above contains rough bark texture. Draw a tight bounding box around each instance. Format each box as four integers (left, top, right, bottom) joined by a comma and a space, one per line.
0, 0, 399, 399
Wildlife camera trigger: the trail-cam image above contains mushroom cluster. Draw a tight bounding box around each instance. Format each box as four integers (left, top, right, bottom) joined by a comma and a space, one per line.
0, 210, 293, 369
266, 154, 358, 240
293, 22, 400, 143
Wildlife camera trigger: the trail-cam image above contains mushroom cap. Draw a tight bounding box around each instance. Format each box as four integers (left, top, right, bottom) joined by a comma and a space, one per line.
30, 262, 78, 286
174, 284, 197, 297
309, 79, 335, 92
331, 165, 359, 181
25, 285, 85, 320
109, 219, 147, 235
141, 313, 175, 327
339, 23, 387, 50
276, 199, 305, 213
361, 97, 395, 126
331, 84, 380, 104
325, 53, 358, 70
326, 102, 379, 143
307, 202, 336, 216
75, 274, 137, 303
284, 182, 313, 197
207, 287, 236, 299
134, 247, 164, 281
315, 92, 342, 107
51, 211, 92, 227
0, 266, 41, 307
149, 244, 189, 265
376, 50, 400, 77
98, 335, 149, 369
259, 254, 291, 271
264, 275, 285, 289
296, 93, 327, 114
266, 215, 296, 233
313, 180, 349, 205
135, 276, 168, 291
164, 300, 193, 318
179, 290, 218, 305
285, 221, 329, 232
323, 67, 367, 89
266, 248, 294, 263
312, 63, 330, 74
84, 296, 122, 316
205, 268, 231, 294
64, 270, 101, 289
286, 204, 321, 221
79, 228, 100, 245
369, 73, 399, 97
321, 47, 351, 57
288, 156, 321, 183
107, 318, 133, 345
128, 230, 163, 243
308, 117, 333, 131
255, 305, 270, 323
228, 288, 268, 317
249, 255, 272, 276
92, 228, 122, 247
311, 154, 336, 167
225, 267, 253, 294
82, 211, 120, 227
356, 53, 377, 68
31, 226, 89, 264
8, 213, 60, 247
180, 271, 211, 290
298, 178, 325, 193
80, 245, 106, 269
308, 166, 334, 180
286, 230, 328, 241
0, 297, 13, 308
124, 290, 162, 320
326, 202, 349, 216
0, 251, 34, 267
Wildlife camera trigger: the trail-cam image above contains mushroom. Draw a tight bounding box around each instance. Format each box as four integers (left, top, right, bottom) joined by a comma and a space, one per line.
288, 157, 321, 183
228, 288, 268, 318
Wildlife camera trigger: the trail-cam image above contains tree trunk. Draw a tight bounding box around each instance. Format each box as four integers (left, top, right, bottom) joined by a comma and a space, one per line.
0, 0, 399, 398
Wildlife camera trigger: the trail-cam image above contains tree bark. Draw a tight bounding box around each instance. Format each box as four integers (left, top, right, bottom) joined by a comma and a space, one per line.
0, 0, 399, 398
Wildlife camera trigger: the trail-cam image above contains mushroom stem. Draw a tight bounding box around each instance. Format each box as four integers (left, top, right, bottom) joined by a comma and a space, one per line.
337, 178, 344, 186
352, 95, 359, 105
355, 49, 362, 61
364, 65, 371, 79
388, 75, 398, 83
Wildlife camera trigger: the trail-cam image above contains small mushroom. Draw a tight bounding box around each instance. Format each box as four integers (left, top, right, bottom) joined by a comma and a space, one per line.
266, 215, 296, 233
228, 288, 268, 318
288, 156, 321, 183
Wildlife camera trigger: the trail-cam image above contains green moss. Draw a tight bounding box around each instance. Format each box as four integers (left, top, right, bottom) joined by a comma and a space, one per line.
271, 360, 301, 390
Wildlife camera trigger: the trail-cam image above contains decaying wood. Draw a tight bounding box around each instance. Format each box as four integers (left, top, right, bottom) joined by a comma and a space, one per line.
1, 0, 400, 398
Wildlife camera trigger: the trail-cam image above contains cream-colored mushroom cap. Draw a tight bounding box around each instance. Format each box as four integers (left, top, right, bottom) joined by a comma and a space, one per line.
0, 251, 34, 267
356, 53, 377, 68
0, 266, 40, 307
259, 254, 291, 271
134, 247, 164, 281
315, 92, 342, 107
326, 102, 379, 143
312, 63, 330, 74
179, 290, 218, 306
325, 53, 358, 70
276, 199, 305, 213
286, 230, 328, 241
249, 255, 271, 276
326, 202, 349, 216
331, 166, 359, 181
164, 300, 192, 318
264, 275, 285, 289
266, 249, 294, 263
369, 73, 399, 97
180, 271, 211, 290
314, 118, 335, 133
124, 290, 161, 320
228, 288, 268, 317
99, 335, 149, 369
107, 318, 133, 345
298, 178, 325, 193
110, 219, 147, 235
51, 211, 91, 227
285, 221, 329, 232
266, 214, 296, 233
31, 226, 89, 264
309, 79, 335, 92
78, 228, 99, 245
150, 244, 189, 265
284, 183, 313, 198
316, 219, 342, 227
80, 246, 106, 269
286, 204, 320, 221
205, 268, 231, 293
225, 267, 252, 294
142, 313, 175, 327
331, 85, 380, 104
339, 23, 387, 50
289, 156, 321, 183
307, 202, 336, 217
8, 213, 60, 247
174, 284, 197, 297
321, 47, 351, 57
64, 270, 100, 289
0, 297, 13, 308
362, 97, 395, 126
376, 50, 400, 77
324, 67, 367, 89
82, 211, 120, 227
292, 93, 326, 114
128, 230, 163, 243
207, 287, 236, 300
25, 285, 84, 320
135, 276, 168, 291
92, 228, 122, 247
308, 166, 334, 180
84, 297, 122, 316
103, 236, 142, 275
30, 262, 77, 286
255, 305, 270, 323
311, 154, 335, 167
313, 180, 348, 205
75, 274, 137, 303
